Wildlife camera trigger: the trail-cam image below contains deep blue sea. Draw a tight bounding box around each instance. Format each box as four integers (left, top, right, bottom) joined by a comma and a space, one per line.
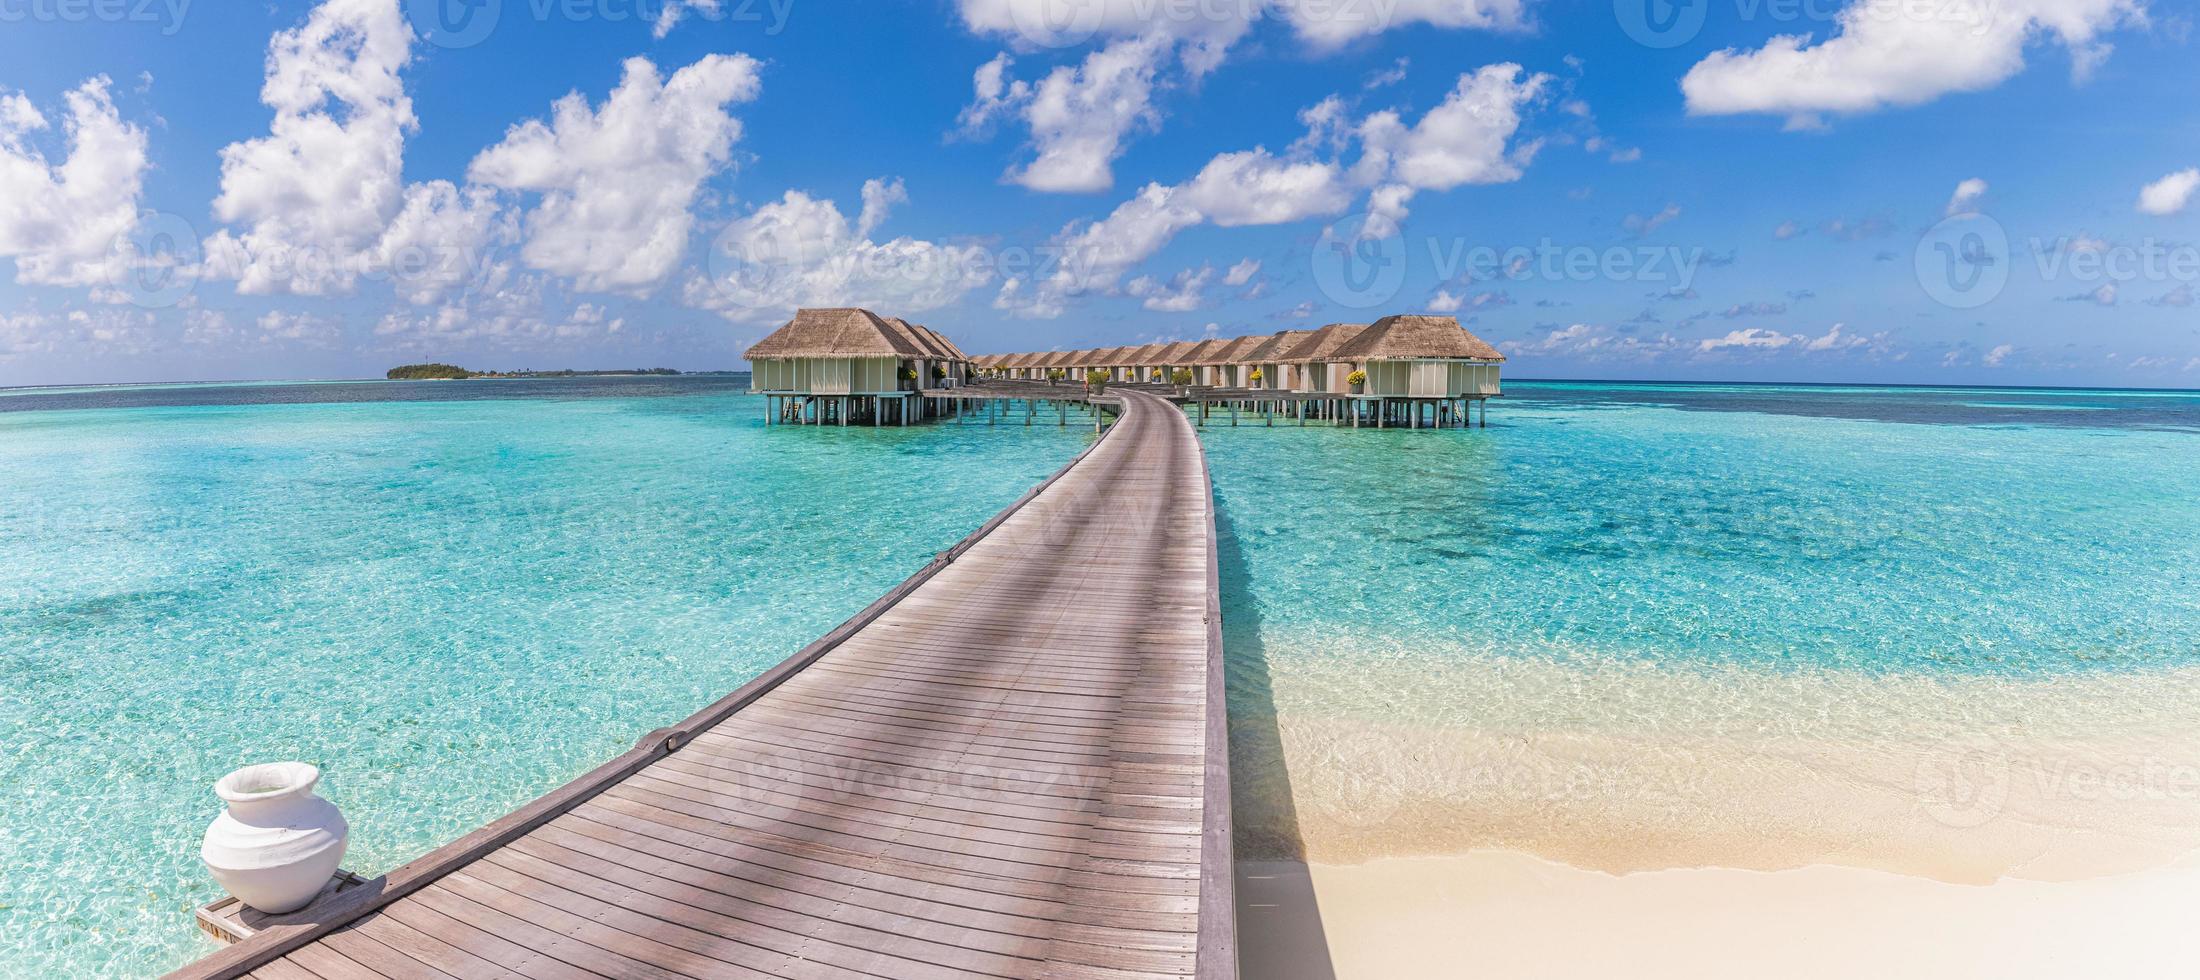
3, 376, 2198, 974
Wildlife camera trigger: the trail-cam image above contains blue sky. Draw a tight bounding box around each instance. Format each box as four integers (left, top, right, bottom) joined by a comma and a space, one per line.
0, 0, 2194, 387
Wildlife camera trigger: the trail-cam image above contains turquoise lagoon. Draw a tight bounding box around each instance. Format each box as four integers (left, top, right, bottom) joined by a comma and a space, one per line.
1202, 382, 2200, 876
0, 376, 1090, 978
5, 378, 2200, 975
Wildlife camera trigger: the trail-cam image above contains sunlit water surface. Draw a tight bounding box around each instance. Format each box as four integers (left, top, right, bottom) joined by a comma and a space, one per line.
0, 376, 1087, 978
1202, 382, 2200, 875
7, 378, 2200, 975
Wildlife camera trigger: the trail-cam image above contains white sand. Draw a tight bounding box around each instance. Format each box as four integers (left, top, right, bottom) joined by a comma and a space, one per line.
1228, 647, 2200, 976
1237, 853, 2200, 979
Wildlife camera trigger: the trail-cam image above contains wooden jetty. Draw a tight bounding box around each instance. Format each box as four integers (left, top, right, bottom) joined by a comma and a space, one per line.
167, 389, 1235, 980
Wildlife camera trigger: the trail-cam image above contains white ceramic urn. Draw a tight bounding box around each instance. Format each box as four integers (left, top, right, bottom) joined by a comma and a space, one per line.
200, 762, 349, 914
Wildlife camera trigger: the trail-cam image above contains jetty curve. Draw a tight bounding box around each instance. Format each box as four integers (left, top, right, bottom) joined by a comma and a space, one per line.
167, 388, 1235, 980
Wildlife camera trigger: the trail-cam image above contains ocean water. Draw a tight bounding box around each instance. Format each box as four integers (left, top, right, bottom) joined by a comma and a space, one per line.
6, 377, 2200, 975
1201, 382, 2200, 875
0, 376, 1089, 978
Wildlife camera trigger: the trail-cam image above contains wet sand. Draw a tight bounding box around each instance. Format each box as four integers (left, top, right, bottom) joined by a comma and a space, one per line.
1227, 651, 2200, 976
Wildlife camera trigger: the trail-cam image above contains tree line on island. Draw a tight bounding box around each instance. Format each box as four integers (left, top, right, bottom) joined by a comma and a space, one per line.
386, 364, 686, 380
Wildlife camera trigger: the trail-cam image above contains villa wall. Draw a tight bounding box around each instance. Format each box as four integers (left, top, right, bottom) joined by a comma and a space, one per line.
752, 356, 902, 394
1362, 360, 1503, 397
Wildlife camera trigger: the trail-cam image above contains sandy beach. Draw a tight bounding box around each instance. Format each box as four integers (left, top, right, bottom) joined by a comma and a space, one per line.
1228, 648, 2200, 976
1238, 853, 2200, 978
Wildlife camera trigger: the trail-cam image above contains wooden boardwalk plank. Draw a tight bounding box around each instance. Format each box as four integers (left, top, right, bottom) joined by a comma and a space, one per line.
168, 390, 1232, 980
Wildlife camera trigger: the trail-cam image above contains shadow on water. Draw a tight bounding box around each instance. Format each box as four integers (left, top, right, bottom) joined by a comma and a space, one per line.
1214, 492, 1338, 980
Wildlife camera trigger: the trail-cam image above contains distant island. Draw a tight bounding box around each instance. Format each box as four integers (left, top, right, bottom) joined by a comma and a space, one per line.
386, 364, 684, 380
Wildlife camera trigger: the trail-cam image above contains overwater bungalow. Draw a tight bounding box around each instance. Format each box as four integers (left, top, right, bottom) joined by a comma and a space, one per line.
1103, 346, 1142, 382
1020, 351, 1054, 380
746, 307, 971, 425
1280, 323, 1369, 395
1039, 349, 1078, 381
1150, 341, 1199, 381
1173, 339, 1226, 385
1086, 346, 1119, 382
1007, 351, 1047, 380
886, 316, 971, 387
1241, 329, 1314, 390
1196, 335, 1267, 388
1328, 314, 1504, 400
1123, 342, 1168, 381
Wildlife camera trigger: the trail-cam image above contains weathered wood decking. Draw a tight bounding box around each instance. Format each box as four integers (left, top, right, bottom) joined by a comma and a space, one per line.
167, 389, 1233, 980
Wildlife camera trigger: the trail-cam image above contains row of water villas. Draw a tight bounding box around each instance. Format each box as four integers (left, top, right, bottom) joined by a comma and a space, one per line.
745, 308, 1504, 429
976, 314, 1504, 427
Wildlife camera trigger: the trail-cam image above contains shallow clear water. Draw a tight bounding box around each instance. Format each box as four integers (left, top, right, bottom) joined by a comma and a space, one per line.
0, 377, 1087, 978
1206, 382, 2200, 678
6, 377, 2200, 974
1202, 382, 2200, 869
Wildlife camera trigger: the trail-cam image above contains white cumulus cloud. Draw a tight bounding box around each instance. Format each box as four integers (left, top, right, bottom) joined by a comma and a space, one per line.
1126, 265, 1214, 311
2137, 168, 2199, 216
1681, 0, 2142, 128
203, 0, 416, 296
1945, 177, 1988, 216
996, 63, 1548, 317
0, 76, 148, 290
1277, 0, 1529, 48
954, 0, 1529, 194
685, 179, 994, 324
470, 54, 762, 294
1698, 327, 1795, 352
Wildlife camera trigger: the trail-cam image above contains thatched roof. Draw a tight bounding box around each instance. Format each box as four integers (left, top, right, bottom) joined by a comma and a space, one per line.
1330, 314, 1505, 362
882, 317, 952, 360
745, 308, 930, 359
1241, 330, 1313, 363
1124, 342, 1167, 364
1178, 339, 1229, 364
1097, 345, 1135, 365
1275, 323, 1369, 362
1151, 341, 1200, 364
1196, 335, 1266, 364
915, 323, 971, 362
